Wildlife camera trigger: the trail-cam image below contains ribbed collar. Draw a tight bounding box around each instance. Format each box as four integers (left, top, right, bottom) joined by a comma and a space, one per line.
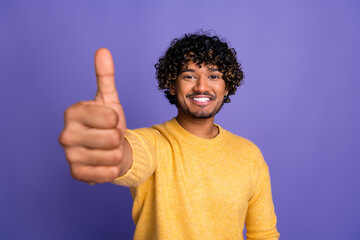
165, 118, 226, 149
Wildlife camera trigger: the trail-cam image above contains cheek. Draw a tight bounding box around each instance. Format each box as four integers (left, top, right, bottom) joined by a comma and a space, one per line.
176, 83, 193, 95
213, 82, 227, 95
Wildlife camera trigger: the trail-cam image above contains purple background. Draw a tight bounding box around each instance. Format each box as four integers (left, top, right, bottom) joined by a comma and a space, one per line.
1, 0, 359, 239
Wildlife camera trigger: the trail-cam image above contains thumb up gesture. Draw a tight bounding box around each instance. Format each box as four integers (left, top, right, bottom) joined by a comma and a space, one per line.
59, 48, 132, 184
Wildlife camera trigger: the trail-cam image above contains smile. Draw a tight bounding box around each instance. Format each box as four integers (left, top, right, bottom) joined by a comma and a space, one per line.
193, 97, 210, 102
188, 95, 214, 106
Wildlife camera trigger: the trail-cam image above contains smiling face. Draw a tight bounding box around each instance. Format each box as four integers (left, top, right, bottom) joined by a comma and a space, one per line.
170, 61, 229, 120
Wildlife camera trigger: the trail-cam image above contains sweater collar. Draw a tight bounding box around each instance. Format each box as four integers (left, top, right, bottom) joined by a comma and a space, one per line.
166, 118, 225, 148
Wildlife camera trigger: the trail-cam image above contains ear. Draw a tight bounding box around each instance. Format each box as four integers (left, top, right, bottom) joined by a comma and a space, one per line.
224, 89, 229, 97
170, 84, 176, 95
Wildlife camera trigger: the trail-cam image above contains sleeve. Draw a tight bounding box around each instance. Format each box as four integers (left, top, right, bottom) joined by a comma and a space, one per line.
112, 128, 157, 187
245, 147, 280, 240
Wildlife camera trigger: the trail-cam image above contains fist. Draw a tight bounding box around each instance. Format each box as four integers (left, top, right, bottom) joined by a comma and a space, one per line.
59, 49, 132, 184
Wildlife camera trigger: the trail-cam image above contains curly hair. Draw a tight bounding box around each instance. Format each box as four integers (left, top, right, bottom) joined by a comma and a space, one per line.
155, 31, 244, 105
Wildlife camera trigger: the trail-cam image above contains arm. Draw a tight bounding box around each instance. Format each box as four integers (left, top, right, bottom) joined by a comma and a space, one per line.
245, 148, 280, 240
112, 128, 157, 187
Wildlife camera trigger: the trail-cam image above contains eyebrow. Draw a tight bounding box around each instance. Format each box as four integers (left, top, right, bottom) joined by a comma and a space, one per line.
179, 68, 220, 73
179, 69, 195, 73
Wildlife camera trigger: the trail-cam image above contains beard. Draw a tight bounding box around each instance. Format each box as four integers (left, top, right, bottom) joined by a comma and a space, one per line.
176, 97, 225, 119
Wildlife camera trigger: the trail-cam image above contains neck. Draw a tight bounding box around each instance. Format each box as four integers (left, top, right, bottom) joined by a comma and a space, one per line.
175, 113, 219, 139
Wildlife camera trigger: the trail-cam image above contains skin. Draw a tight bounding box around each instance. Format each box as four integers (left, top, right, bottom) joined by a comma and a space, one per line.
59, 48, 132, 184
171, 62, 228, 139
59, 49, 228, 184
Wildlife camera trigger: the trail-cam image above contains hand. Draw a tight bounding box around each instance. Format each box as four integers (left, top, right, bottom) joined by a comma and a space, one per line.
59, 48, 132, 184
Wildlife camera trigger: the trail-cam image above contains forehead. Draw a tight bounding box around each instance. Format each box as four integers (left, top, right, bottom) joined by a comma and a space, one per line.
180, 61, 219, 72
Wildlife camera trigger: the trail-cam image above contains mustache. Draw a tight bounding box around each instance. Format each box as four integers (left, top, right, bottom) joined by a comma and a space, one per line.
186, 92, 216, 99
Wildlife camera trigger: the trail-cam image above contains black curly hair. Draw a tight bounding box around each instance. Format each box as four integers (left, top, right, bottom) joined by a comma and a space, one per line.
155, 31, 244, 105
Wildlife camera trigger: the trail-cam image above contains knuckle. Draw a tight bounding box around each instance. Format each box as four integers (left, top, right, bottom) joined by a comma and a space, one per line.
70, 165, 83, 180
65, 149, 81, 163
103, 109, 118, 128
64, 106, 76, 121
108, 166, 121, 181
64, 101, 86, 121
107, 129, 122, 147
96, 174, 111, 183
58, 130, 71, 146
113, 129, 123, 145
110, 148, 123, 165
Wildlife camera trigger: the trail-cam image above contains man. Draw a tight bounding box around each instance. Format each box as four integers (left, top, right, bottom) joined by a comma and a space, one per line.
59, 32, 280, 239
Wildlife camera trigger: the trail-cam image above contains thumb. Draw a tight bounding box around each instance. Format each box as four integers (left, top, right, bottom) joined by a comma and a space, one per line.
94, 48, 126, 131
94, 48, 119, 104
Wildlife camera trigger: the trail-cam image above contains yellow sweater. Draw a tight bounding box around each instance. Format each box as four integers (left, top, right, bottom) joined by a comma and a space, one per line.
114, 118, 279, 240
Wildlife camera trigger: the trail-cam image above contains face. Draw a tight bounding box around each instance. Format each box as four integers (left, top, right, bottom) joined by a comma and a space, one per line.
170, 61, 228, 120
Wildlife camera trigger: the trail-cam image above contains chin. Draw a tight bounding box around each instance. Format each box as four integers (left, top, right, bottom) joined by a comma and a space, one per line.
187, 109, 217, 119
177, 99, 225, 120
192, 114, 213, 119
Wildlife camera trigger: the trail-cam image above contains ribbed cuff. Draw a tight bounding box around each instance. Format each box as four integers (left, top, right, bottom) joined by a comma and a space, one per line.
112, 129, 155, 187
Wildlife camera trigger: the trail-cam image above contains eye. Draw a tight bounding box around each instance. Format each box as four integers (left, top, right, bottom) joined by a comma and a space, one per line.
183, 75, 196, 80
209, 75, 220, 80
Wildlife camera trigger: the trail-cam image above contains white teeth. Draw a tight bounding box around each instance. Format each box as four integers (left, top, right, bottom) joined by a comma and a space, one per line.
193, 97, 210, 102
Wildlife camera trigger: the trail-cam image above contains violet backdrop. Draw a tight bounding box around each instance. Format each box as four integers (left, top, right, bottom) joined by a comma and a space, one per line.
1, 0, 359, 239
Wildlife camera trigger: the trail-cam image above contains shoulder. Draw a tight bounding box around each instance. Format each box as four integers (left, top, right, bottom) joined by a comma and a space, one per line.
221, 127, 261, 151
220, 127, 266, 166
127, 119, 173, 143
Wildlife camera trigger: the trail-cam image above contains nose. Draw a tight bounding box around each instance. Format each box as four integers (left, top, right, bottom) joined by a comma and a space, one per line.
194, 76, 210, 93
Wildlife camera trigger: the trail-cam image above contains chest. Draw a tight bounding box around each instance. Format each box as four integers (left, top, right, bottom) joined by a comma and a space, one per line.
155, 144, 255, 215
